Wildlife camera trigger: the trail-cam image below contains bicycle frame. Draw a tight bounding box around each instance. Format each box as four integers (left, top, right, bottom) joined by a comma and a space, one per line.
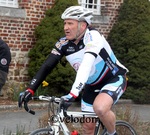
50, 106, 99, 135
24, 95, 137, 135
24, 95, 101, 135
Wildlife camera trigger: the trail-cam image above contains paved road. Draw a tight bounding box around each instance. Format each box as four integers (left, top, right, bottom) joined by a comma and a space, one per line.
0, 103, 150, 134
0, 109, 46, 134
127, 104, 150, 121
114, 104, 150, 122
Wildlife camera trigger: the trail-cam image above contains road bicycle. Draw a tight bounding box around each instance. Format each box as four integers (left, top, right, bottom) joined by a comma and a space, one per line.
23, 95, 137, 135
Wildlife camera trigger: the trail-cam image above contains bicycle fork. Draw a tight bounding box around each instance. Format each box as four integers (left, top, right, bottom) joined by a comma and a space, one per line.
94, 119, 102, 135
50, 112, 70, 135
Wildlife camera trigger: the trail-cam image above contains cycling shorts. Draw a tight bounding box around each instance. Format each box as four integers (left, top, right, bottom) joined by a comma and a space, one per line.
81, 75, 127, 112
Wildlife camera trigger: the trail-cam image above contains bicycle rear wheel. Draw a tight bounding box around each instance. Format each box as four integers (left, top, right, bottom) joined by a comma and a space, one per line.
101, 120, 137, 135
29, 127, 53, 135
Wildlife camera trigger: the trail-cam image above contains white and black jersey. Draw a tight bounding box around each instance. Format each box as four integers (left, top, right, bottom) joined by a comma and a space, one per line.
29, 27, 128, 96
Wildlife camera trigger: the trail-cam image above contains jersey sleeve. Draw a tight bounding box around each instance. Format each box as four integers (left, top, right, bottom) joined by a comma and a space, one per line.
28, 53, 62, 91
70, 53, 96, 97
70, 29, 103, 97
28, 38, 67, 91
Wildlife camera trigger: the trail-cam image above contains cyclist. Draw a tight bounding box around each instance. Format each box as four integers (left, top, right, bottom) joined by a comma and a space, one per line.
0, 38, 11, 96
18, 6, 128, 135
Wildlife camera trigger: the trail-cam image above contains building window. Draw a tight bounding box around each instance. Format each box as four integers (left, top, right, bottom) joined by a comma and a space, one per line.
78, 0, 101, 15
0, 0, 18, 8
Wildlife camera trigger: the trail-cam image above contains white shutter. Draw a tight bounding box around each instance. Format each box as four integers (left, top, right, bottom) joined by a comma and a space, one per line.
78, 0, 101, 15
0, 0, 18, 8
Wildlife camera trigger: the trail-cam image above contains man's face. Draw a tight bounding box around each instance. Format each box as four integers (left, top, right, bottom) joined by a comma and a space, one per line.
63, 19, 79, 40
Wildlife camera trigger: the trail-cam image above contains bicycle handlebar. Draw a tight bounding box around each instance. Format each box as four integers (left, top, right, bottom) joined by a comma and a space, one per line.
24, 101, 35, 115
23, 95, 68, 116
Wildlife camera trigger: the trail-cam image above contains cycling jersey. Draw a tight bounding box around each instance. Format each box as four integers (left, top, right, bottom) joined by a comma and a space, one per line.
0, 39, 11, 73
29, 27, 128, 96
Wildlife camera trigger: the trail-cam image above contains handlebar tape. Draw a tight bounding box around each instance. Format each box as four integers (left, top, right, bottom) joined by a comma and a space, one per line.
24, 102, 35, 115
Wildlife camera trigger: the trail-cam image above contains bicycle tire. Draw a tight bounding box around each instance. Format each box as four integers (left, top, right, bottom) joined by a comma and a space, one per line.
29, 127, 53, 135
101, 120, 137, 135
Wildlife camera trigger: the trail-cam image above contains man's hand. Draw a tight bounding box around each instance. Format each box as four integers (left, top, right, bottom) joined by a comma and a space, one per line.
18, 89, 34, 108
61, 93, 76, 109
61, 93, 76, 102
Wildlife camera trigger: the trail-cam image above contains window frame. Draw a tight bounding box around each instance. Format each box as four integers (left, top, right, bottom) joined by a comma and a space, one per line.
78, 0, 101, 15
0, 0, 18, 8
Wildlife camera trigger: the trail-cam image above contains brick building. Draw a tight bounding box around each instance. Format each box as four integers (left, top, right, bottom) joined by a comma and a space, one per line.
0, 0, 123, 85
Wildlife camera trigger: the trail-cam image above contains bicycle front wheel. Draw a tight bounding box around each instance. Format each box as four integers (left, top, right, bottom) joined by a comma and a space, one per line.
101, 120, 137, 135
29, 127, 53, 135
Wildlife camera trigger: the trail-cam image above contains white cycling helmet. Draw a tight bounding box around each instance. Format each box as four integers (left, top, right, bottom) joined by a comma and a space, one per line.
61, 6, 93, 25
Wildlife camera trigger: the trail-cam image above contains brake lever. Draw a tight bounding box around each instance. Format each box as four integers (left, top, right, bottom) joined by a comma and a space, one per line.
59, 98, 73, 118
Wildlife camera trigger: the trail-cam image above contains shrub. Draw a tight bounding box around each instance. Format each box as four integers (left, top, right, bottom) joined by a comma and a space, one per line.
107, 0, 150, 103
